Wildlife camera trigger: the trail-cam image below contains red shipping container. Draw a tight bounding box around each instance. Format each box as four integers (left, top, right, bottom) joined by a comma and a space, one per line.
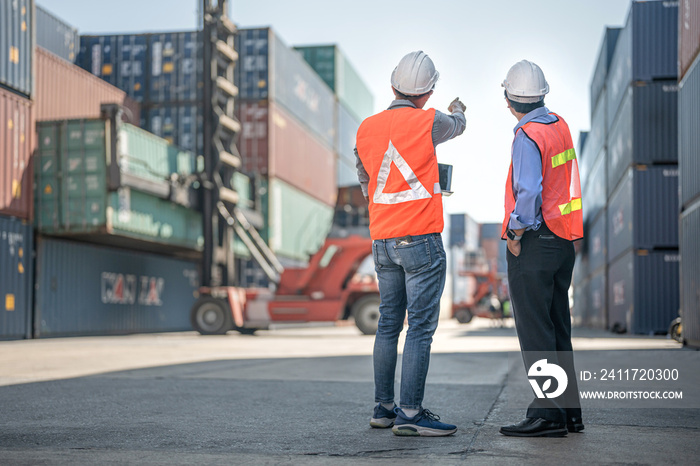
680, 0, 700, 80
236, 99, 337, 207
0, 87, 34, 220
34, 47, 140, 123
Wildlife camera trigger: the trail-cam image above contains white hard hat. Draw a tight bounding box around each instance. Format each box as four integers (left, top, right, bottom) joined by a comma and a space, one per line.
391, 51, 440, 96
502, 60, 549, 103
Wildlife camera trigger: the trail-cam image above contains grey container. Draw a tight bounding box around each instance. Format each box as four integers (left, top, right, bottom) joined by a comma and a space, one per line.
34, 237, 200, 337
36, 5, 79, 63
607, 249, 679, 335
606, 165, 679, 263
679, 53, 700, 209
680, 200, 700, 347
0, 215, 33, 340
0, 0, 33, 96
588, 268, 607, 330
234, 28, 336, 148
606, 0, 678, 128
587, 210, 607, 275
582, 148, 607, 224
590, 27, 622, 112
606, 81, 678, 195
583, 87, 607, 176
573, 251, 589, 287
337, 102, 361, 187
572, 277, 589, 328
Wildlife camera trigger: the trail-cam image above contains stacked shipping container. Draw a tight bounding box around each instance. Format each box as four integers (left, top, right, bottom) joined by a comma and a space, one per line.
679, 0, 700, 348
577, 1, 680, 334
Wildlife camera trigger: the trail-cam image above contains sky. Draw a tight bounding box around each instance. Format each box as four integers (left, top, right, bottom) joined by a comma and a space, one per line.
38, 0, 633, 223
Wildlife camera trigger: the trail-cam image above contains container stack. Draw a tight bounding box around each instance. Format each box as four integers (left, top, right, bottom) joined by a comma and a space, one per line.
234, 27, 338, 266
450, 214, 482, 310
578, 0, 680, 335
1, 0, 34, 340
679, 0, 700, 348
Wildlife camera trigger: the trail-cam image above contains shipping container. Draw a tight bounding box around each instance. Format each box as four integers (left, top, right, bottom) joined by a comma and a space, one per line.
606, 81, 678, 194
36, 5, 78, 63
34, 237, 200, 337
587, 210, 607, 275
449, 213, 479, 250
585, 87, 607, 167
0, 0, 32, 96
680, 0, 700, 80
588, 268, 607, 330
337, 102, 361, 187
680, 199, 700, 347
333, 185, 369, 228
0, 215, 33, 340
607, 249, 679, 334
265, 177, 334, 261
148, 31, 203, 103
679, 52, 700, 208
0, 87, 33, 219
590, 27, 622, 112
144, 103, 203, 155
582, 148, 606, 224
572, 277, 589, 327
606, 165, 678, 262
78, 35, 149, 102
294, 44, 374, 122
573, 251, 589, 286
35, 119, 202, 252
34, 47, 140, 123
236, 100, 336, 206
235, 28, 336, 148
606, 0, 678, 127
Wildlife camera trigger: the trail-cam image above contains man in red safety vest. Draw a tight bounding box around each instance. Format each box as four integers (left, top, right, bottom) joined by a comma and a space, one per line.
355, 51, 466, 437
498, 60, 584, 438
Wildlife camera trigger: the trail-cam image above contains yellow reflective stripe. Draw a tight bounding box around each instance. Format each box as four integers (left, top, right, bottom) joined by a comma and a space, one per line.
551, 148, 576, 168
558, 198, 582, 215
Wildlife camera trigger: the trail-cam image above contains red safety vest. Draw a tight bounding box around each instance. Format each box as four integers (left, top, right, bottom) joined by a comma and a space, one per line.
501, 113, 583, 241
356, 107, 443, 240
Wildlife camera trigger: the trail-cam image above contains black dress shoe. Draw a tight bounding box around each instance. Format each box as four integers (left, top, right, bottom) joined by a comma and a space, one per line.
500, 417, 567, 437
567, 417, 585, 433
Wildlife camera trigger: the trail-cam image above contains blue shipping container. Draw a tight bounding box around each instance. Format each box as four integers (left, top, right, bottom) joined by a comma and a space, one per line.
148, 31, 203, 103
146, 103, 203, 155
0, 215, 33, 340
36, 5, 79, 63
0, 0, 33, 96
34, 237, 200, 337
590, 27, 621, 113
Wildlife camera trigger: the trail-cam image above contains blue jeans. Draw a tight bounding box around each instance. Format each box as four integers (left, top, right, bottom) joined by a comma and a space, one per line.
372, 232, 446, 410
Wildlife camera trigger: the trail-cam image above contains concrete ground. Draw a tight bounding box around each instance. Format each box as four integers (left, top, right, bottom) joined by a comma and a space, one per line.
0, 318, 698, 465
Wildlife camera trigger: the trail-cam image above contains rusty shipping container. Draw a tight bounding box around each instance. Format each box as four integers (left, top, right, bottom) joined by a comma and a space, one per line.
236, 100, 336, 207
34, 47, 140, 123
680, 0, 700, 80
0, 215, 33, 340
0, 86, 33, 219
680, 199, 700, 347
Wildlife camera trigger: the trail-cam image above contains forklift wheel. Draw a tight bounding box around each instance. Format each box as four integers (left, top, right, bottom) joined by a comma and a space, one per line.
455, 309, 474, 324
191, 297, 232, 335
353, 295, 381, 336
668, 317, 682, 343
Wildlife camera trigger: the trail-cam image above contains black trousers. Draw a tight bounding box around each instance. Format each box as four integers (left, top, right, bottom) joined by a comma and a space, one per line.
506, 224, 582, 423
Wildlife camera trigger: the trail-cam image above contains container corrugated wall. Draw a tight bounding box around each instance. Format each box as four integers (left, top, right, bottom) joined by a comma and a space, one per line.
337, 103, 361, 187
582, 149, 607, 223
36, 5, 78, 63
679, 52, 700, 208
572, 277, 589, 327
588, 269, 607, 330
0, 0, 33, 97
607, 249, 680, 334
590, 27, 622, 112
0, 215, 33, 340
680, 200, 700, 347
606, 166, 679, 262
147, 32, 203, 103
0, 87, 33, 220
34, 237, 200, 337
606, 1, 678, 129
145, 103, 202, 155
587, 211, 607, 274
606, 81, 678, 194
236, 100, 269, 174
680, 0, 700, 79
34, 47, 140, 123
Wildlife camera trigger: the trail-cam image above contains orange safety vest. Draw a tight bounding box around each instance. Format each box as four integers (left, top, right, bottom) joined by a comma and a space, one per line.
501, 113, 583, 241
356, 107, 443, 240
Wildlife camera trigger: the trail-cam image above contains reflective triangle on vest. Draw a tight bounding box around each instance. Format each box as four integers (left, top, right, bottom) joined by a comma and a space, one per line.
373, 140, 432, 205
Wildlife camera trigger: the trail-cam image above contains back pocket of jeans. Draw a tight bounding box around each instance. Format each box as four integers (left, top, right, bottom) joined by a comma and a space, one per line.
394, 238, 431, 273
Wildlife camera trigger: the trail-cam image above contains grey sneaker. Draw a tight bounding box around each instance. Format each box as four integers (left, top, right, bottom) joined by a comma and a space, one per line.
392, 408, 457, 437
370, 403, 397, 428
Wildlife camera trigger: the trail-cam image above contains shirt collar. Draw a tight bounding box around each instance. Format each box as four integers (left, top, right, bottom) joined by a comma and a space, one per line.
388, 99, 417, 110
513, 106, 550, 134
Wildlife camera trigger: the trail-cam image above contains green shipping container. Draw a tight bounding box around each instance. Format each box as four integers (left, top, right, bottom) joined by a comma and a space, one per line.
265, 177, 334, 262
295, 45, 374, 121
35, 119, 202, 251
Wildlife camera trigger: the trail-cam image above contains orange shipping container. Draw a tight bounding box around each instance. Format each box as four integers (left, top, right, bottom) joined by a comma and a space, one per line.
34, 47, 140, 123
0, 87, 34, 220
